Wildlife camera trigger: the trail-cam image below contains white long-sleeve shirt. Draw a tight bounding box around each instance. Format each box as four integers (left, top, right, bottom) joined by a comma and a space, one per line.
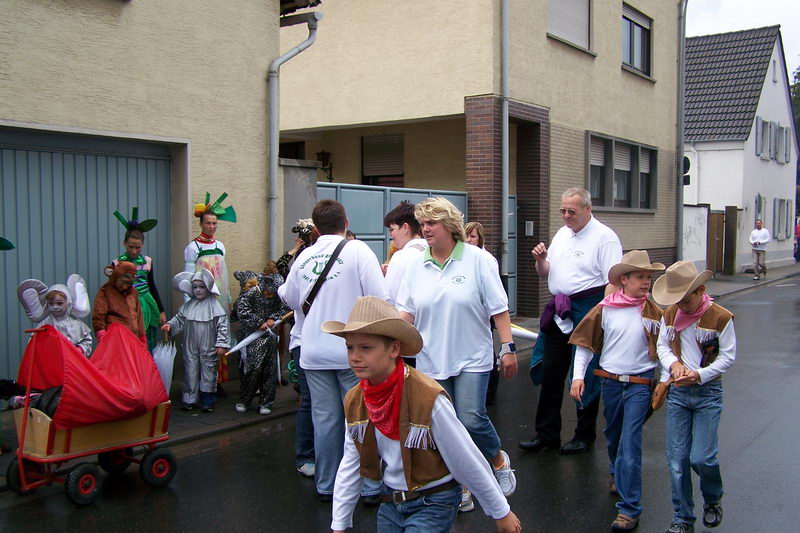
573, 305, 658, 380
331, 395, 511, 531
656, 317, 736, 384
749, 228, 771, 251
384, 238, 426, 305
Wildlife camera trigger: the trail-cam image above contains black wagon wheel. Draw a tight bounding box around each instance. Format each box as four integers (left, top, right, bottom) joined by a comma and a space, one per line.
139, 448, 177, 488
64, 463, 101, 506
98, 447, 134, 475
6, 457, 39, 495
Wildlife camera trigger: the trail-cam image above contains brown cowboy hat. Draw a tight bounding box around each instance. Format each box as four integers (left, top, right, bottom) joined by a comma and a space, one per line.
607, 250, 665, 287
652, 260, 712, 306
321, 296, 423, 356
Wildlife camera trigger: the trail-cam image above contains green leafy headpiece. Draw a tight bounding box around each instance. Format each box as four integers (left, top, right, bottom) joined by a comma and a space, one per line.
193, 192, 237, 223
113, 207, 158, 233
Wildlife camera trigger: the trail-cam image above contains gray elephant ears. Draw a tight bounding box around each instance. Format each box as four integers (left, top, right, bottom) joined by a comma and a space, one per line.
67, 274, 91, 318
173, 271, 194, 295
17, 279, 49, 322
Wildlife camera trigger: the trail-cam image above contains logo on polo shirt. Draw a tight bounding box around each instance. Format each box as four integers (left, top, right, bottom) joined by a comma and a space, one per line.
451, 275, 466, 284
574, 250, 584, 258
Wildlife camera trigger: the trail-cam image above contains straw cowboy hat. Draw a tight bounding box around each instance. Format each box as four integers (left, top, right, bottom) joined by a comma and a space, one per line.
652, 260, 713, 306
321, 296, 423, 356
607, 250, 665, 287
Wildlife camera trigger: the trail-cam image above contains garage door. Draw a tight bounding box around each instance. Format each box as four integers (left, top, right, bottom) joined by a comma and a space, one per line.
0, 129, 171, 376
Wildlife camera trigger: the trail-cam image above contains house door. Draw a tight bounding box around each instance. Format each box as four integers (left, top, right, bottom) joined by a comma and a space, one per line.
707, 211, 724, 274
0, 128, 171, 376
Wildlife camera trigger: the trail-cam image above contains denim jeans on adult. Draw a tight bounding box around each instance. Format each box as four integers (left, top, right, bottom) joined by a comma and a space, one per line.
436, 371, 501, 460
666, 380, 724, 525
376, 485, 461, 533
291, 347, 315, 468
304, 367, 381, 496
601, 369, 654, 518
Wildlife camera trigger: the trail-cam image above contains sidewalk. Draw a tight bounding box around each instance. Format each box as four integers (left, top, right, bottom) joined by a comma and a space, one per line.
3, 261, 799, 491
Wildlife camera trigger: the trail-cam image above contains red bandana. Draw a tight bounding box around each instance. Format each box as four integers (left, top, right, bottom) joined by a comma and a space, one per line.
674, 293, 713, 332
360, 359, 405, 440
195, 232, 216, 245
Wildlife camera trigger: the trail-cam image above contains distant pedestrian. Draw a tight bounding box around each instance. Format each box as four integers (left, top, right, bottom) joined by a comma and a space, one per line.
748, 219, 770, 280
653, 261, 736, 533
519, 187, 622, 455
325, 296, 521, 533
569, 251, 664, 531
383, 201, 426, 306
396, 198, 518, 513
278, 199, 387, 502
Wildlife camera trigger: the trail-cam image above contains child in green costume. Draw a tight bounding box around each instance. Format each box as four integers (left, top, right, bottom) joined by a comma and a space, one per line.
112, 208, 166, 351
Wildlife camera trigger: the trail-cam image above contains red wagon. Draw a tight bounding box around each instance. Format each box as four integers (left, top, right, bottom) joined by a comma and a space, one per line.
6, 324, 177, 505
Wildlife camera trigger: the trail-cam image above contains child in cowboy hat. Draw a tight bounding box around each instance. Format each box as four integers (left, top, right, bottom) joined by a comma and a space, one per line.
652, 261, 736, 533
323, 296, 521, 533
568, 250, 665, 531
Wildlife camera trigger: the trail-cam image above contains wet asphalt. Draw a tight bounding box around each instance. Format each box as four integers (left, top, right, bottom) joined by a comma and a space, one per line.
0, 277, 798, 532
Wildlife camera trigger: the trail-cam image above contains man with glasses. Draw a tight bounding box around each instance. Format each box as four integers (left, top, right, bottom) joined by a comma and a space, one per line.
519, 188, 622, 455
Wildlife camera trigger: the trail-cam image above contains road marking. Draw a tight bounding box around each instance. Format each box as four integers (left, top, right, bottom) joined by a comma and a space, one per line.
774, 283, 796, 287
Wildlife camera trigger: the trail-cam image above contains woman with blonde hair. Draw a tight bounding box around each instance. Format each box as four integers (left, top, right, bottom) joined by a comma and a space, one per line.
396, 197, 519, 512
465, 221, 486, 249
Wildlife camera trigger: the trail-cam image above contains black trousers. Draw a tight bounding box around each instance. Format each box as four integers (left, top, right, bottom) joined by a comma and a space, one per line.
534, 320, 599, 443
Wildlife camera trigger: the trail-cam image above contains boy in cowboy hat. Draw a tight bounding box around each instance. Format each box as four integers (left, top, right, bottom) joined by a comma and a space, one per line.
323, 296, 521, 533
568, 251, 665, 531
652, 261, 736, 533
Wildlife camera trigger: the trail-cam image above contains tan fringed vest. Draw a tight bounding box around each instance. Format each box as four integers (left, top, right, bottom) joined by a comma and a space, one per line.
569, 299, 664, 360
343, 365, 451, 491
662, 303, 734, 366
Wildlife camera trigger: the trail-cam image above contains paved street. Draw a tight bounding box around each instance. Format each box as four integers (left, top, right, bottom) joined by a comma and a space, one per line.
1, 276, 798, 532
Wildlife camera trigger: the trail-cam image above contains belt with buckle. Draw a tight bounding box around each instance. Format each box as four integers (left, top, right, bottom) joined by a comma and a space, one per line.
381, 479, 459, 504
593, 368, 653, 385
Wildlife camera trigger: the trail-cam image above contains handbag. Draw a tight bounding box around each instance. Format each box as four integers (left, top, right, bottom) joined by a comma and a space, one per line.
651, 378, 673, 411
302, 238, 348, 315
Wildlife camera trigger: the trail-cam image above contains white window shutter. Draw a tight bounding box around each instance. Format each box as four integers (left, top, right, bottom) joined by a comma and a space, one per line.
589, 137, 605, 166
623, 4, 651, 29
773, 197, 778, 235
754, 116, 762, 156
614, 143, 631, 171
549, 0, 590, 49
639, 148, 650, 173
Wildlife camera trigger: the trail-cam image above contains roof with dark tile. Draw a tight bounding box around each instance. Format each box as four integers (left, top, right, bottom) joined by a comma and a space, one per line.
685, 25, 780, 141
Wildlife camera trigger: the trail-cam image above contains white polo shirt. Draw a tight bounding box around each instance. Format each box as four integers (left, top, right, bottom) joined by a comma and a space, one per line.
396, 241, 508, 379
546, 216, 622, 296
384, 237, 427, 305
278, 234, 388, 370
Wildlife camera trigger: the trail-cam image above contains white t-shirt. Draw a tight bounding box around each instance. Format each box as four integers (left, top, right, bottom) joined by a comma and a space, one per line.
384, 237, 427, 305
749, 228, 771, 251
331, 394, 511, 531
278, 234, 387, 370
573, 305, 658, 380
546, 216, 622, 296
396, 241, 508, 379
656, 314, 736, 384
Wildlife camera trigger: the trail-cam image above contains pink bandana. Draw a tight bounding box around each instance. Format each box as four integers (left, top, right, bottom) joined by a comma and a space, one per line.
598, 288, 647, 311
674, 292, 713, 332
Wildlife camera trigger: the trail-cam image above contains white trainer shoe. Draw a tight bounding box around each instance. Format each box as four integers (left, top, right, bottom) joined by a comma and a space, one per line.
296, 463, 315, 477
259, 406, 272, 415
234, 403, 247, 413
494, 450, 517, 496
459, 488, 475, 512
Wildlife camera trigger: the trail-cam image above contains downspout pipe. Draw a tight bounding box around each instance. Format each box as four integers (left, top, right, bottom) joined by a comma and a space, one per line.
268, 11, 323, 259
500, 0, 510, 288
676, 0, 688, 260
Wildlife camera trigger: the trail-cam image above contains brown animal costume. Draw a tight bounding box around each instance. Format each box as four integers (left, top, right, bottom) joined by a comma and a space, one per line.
92, 261, 146, 343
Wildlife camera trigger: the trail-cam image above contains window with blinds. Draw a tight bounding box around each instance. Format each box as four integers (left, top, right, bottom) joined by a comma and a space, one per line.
549, 0, 590, 50
361, 134, 404, 187
586, 133, 656, 210
622, 4, 651, 75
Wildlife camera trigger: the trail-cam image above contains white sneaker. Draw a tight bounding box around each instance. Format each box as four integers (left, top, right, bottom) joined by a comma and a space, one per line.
493, 450, 517, 496
259, 406, 272, 415
296, 463, 315, 477
235, 403, 247, 413
459, 488, 475, 512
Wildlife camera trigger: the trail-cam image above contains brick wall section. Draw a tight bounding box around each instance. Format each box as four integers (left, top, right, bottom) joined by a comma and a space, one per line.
465, 96, 551, 316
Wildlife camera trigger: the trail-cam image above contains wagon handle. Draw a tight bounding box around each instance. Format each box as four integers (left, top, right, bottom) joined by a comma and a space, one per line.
25, 327, 47, 333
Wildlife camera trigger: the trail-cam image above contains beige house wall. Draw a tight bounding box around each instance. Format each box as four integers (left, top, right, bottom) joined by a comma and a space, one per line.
0, 0, 280, 276
302, 119, 468, 191
279, 0, 496, 130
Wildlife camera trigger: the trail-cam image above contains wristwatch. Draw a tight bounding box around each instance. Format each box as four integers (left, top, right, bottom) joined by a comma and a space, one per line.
499, 342, 516, 358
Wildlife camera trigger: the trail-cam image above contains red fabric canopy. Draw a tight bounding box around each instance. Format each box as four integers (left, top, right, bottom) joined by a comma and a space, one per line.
17, 324, 168, 430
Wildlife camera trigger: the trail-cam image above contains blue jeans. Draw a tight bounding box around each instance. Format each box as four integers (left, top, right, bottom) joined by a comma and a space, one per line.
376, 485, 461, 532
601, 369, 654, 518
437, 371, 501, 460
305, 367, 381, 496
666, 380, 724, 525
291, 347, 315, 468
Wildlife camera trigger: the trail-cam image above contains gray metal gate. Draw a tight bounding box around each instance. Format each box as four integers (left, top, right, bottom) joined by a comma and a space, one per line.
1, 129, 171, 376
317, 183, 517, 314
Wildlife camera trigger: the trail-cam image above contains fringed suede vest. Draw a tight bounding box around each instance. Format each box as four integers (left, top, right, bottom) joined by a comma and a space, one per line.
569, 299, 663, 360
662, 303, 734, 367
343, 365, 451, 491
